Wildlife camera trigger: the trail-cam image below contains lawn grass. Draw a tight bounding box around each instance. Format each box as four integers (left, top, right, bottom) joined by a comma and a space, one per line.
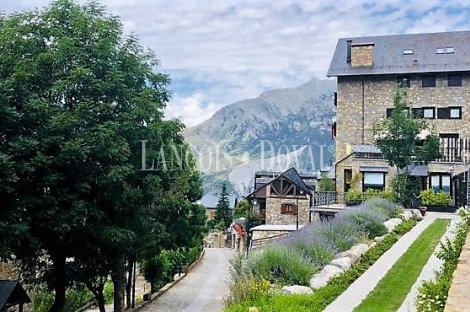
353, 218, 450, 312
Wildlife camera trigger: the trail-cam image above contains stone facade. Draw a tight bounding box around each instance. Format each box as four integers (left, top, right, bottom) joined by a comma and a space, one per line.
334, 73, 470, 198
351, 44, 374, 67
265, 194, 310, 225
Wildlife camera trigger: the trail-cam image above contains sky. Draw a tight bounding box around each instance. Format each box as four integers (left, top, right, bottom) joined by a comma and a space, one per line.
3, 0, 470, 127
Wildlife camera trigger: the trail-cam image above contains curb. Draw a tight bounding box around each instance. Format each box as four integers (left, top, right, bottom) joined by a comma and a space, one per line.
133, 249, 206, 311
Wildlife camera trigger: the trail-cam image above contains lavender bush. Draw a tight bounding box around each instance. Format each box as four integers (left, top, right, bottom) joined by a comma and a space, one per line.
247, 244, 316, 286
364, 197, 403, 218
342, 203, 388, 239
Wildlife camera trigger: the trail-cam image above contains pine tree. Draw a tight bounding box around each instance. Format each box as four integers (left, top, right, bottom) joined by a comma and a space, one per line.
214, 183, 232, 228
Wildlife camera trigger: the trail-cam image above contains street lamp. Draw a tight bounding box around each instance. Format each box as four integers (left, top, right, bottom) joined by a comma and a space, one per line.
246, 198, 257, 256
296, 190, 304, 230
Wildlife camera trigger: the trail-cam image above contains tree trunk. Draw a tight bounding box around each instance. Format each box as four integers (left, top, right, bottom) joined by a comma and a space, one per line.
97, 291, 106, 312
49, 255, 67, 312
112, 255, 125, 312
126, 258, 132, 309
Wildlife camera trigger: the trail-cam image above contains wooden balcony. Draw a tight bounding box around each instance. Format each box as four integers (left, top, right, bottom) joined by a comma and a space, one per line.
438, 138, 470, 163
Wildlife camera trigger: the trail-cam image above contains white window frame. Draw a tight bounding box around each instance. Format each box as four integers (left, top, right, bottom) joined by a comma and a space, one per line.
450, 108, 461, 118
423, 108, 434, 118
363, 172, 385, 191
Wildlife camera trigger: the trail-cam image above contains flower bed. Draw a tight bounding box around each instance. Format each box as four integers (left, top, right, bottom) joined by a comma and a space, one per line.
416, 207, 470, 311
225, 198, 418, 311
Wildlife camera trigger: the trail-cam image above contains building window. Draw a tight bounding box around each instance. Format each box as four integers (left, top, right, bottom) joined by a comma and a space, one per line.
397, 75, 411, 88
363, 172, 385, 191
430, 174, 451, 194
448, 74, 462, 87
280, 203, 298, 215
436, 48, 445, 54
445, 47, 455, 54
403, 49, 414, 55
437, 107, 462, 119
422, 75, 436, 87
450, 107, 462, 119
423, 107, 435, 119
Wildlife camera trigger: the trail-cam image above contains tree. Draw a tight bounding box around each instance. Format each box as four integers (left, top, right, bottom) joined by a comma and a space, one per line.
214, 184, 232, 228
0, 1, 204, 311
317, 173, 335, 191
373, 89, 441, 206
233, 199, 250, 218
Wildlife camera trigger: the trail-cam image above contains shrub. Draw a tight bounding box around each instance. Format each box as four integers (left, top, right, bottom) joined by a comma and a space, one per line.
345, 189, 363, 202
364, 197, 403, 218
420, 189, 450, 206
313, 215, 366, 251
286, 233, 339, 267
247, 245, 316, 286
416, 207, 470, 311
342, 204, 388, 239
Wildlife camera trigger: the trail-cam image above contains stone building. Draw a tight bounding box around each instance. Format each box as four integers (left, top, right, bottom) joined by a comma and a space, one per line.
244, 167, 314, 226
327, 30, 470, 205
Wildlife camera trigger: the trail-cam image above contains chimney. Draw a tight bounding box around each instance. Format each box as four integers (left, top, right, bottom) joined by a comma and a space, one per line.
351, 42, 375, 67
346, 39, 352, 63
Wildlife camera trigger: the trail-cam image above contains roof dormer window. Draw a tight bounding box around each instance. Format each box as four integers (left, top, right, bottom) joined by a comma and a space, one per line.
445, 47, 455, 54
436, 48, 445, 54
403, 49, 414, 55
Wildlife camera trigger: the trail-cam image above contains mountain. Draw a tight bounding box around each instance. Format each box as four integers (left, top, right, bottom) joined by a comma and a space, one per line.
184, 78, 337, 196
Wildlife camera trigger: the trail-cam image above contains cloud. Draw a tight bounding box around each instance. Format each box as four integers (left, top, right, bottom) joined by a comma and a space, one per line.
4, 0, 470, 126
165, 92, 220, 127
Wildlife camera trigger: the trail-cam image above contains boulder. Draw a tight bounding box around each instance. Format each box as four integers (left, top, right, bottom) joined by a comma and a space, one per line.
309, 265, 344, 289
374, 236, 385, 242
337, 250, 359, 264
384, 218, 403, 232
350, 243, 369, 256
282, 285, 314, 295
331, 257, 352, 271
410, 209, 423, 221
402, 209, 414, 220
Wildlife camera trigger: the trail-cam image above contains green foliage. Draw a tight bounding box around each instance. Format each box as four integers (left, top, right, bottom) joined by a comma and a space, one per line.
233, 199, 250, 218
225, 217, 417, 312
247, 245, 317, 286
392, 173, 422, 207
417, 207, 470, 312
103, 281, 114, 304
141, 250, 172, 293
345, 189, 363, 202
393, 219, 417, 235
374, 89, 441, 170
420, 189, 451, 206
318, 173, 335, 191
214, 183, 233, 228
355, 219, 449, 312
364, 197, 403, 219
0, 0, 207, 310
33, 285, 94, 312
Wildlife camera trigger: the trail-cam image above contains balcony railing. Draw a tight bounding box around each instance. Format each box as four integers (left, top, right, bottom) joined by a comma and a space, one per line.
314, 191, 338, 206
439, 138, 470, 163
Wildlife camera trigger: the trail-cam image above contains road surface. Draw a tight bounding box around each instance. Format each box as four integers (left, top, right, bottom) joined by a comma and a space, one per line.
139, 248, 235, 312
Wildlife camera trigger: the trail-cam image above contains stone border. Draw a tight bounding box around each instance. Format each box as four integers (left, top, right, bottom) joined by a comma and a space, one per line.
133, 248, 206, 311
444, 229, 470, 311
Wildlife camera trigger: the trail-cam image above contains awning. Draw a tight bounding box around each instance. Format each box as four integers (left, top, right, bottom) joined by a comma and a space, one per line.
359, 166, 388, 173
408, 165, 428, 177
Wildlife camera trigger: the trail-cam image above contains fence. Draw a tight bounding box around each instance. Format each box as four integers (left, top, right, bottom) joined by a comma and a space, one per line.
314, 191, 338, 206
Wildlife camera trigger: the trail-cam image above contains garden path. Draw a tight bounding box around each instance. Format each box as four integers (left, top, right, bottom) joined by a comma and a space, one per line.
324, 212, 456, 312
138, 248, 235, 312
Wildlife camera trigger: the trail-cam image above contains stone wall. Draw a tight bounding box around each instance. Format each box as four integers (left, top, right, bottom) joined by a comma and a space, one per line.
335, 73, 470, 195
251, 230, 291, 241
265, 196, 310, 225
444, 230, 470, 311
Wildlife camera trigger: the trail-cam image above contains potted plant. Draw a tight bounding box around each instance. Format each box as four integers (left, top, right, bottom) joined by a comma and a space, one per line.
420, 189, 451, 212
345, 189, 363, 206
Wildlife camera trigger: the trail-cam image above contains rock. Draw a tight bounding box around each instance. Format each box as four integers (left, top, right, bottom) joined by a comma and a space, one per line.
369, 242, 377, 249
282, 285, 314, 295
384, 218, 403, 232
249, 307, 259, 312
337, 243, 369, 264
374, 236, 385, 242
402, 210, 414, 220
350, 243, 369, 256
309, 265, 344, 289
410, 209, 423, 221
331, 257, 352, 271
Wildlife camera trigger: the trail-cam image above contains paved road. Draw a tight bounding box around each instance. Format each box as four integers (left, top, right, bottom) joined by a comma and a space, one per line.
139, 248, 235, 312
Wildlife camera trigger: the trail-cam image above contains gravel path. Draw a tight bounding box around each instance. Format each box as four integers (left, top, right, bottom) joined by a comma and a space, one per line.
139, 248, 235, 312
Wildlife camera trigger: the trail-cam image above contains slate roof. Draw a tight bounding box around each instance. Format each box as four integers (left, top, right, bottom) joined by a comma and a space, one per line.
327, 30, 470, 77
0, 280, 31, 310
